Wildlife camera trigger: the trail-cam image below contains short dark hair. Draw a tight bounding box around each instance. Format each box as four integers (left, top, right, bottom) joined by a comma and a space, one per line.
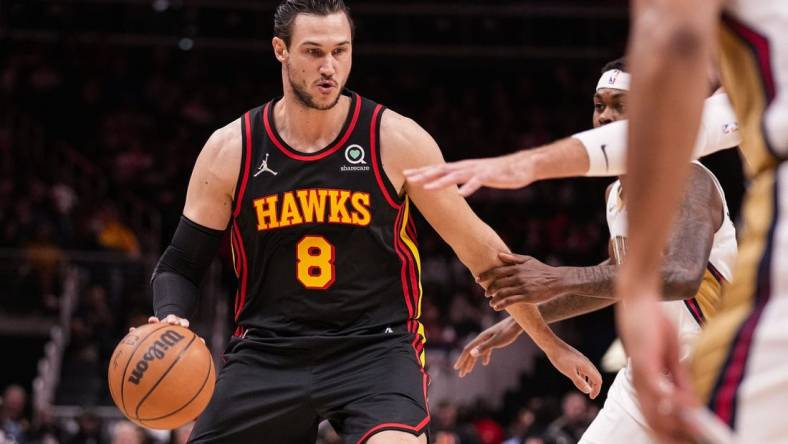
601, 57, 627, 73
273, 0, 354, 47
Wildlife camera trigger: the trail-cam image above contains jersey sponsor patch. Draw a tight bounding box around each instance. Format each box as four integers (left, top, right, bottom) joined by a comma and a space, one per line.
341, 144, 371, 172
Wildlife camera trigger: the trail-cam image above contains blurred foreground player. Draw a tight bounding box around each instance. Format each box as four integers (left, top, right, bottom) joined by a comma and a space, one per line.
148, 1, 601, 442
617, 0, 788, 442
449, 60, 738, 444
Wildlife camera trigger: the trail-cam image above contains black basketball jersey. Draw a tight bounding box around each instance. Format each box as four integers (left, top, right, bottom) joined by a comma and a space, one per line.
229, 91, 425, 360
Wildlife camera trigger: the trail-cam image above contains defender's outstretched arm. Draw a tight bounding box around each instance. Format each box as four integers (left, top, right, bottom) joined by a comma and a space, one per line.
405, 92, 739, 195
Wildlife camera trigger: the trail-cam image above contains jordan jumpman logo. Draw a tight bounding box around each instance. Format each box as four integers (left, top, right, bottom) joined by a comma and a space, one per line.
254, 153, 278, 177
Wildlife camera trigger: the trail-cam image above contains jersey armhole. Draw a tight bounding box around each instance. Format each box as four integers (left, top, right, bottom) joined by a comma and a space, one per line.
370, 106, 404, 209
231, 111, 254, 219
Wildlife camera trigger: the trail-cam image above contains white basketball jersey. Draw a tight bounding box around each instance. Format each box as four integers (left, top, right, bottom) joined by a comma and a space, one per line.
606, 162, 737, 358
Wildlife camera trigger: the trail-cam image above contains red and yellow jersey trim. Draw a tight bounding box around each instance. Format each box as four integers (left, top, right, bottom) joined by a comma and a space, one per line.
394, 197, 426, 367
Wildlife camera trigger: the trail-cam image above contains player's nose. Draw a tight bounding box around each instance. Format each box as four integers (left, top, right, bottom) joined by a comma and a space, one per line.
319, 58, 335, 77
598, 110, 614, 126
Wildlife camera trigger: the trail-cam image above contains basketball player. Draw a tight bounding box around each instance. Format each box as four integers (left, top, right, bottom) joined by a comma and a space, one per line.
616, 0, 788, 442
145, 1, 601, 443
448, 60, 738, 444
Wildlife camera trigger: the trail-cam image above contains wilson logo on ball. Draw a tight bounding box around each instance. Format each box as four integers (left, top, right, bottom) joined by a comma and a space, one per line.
128, 330, 186, 385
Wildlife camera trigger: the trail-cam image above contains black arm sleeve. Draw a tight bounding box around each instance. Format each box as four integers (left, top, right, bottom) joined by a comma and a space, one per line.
151, 216, 224, 319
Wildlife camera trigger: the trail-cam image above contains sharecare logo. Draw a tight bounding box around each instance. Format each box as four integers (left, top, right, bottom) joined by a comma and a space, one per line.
127, 330, 186, 385
345, 144, 367, 164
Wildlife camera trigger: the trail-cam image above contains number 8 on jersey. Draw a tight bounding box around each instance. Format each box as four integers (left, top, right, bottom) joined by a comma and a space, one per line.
296, 236, 336, 289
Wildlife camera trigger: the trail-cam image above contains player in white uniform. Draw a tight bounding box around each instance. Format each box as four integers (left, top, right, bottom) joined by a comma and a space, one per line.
449, 61, 737, 444
409, 1, 788, 441
578, 167, 736, 444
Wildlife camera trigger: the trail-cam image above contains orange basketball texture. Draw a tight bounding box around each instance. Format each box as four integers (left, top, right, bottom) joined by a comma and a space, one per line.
108, 323, 215, 430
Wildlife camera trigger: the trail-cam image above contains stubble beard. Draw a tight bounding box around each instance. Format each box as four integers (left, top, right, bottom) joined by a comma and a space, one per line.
287, 62, 342, 111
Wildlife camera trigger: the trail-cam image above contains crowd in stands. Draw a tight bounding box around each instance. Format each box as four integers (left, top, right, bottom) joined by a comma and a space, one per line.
0, 383, 194, 444
2, 381, 598, 444
0, 27, 742, 442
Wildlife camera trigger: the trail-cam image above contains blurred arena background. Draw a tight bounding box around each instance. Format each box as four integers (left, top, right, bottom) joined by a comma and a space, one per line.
0, 1, 746, 443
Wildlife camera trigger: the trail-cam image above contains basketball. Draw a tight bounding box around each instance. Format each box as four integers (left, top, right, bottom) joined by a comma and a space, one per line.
107, 323, 215, 430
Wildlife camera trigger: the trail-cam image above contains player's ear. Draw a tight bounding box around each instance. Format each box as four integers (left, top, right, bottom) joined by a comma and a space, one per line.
272, 37, 288, 62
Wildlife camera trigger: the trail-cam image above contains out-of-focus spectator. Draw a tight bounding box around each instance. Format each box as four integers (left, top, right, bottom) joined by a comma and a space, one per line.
433, 400, 481, 444
70, 284, 116, 364
542, 393, 590, 444
92, 205, 141, 258
474, 417, 505, 444
28, 406, 62, 444
23, 222, 63, 313
503, 407, 537, 444
469, 401, 505, 444
113, 143, 153, 185
110, 421, 143, 444
1, 385, 30, 443
64, 410, 103, 444
51, 181, 78, 243
584, 403, 599, 427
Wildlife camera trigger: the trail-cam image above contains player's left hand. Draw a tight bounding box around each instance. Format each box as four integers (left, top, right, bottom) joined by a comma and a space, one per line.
616, 275, 700, 443
453, 317, 522, 377
545, 343, 602, 400
477, 252, 565, 310
403, 153, 535, 197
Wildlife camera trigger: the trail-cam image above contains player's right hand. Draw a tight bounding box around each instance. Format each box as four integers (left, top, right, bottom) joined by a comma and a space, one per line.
403, 153, 535, 197
149, 315, 190, 327
454, 317, 522, 377
128, 315, 190, 332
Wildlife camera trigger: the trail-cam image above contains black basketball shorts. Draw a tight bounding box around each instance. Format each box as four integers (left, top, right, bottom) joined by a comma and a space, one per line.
188, 329, 430, 443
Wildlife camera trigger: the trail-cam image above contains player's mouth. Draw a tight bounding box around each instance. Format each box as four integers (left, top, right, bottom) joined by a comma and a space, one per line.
316, 80, 337, 95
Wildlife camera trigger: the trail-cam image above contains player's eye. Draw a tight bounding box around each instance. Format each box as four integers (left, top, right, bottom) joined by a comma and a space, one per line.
307, 48, 322, 57
332, 48, 346, 56
594, 103, 605, 113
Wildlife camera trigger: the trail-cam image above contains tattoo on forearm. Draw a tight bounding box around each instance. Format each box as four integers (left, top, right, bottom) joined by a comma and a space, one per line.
539, 294, 616, 323
564, 264, 618, 299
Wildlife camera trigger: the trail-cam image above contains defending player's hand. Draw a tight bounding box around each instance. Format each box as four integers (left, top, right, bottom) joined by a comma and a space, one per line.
477, 253, 565, 310
454, 317, 522, 378
403, 153, 535, 197
616, 278, 700, 444
546, 343, 602, 400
